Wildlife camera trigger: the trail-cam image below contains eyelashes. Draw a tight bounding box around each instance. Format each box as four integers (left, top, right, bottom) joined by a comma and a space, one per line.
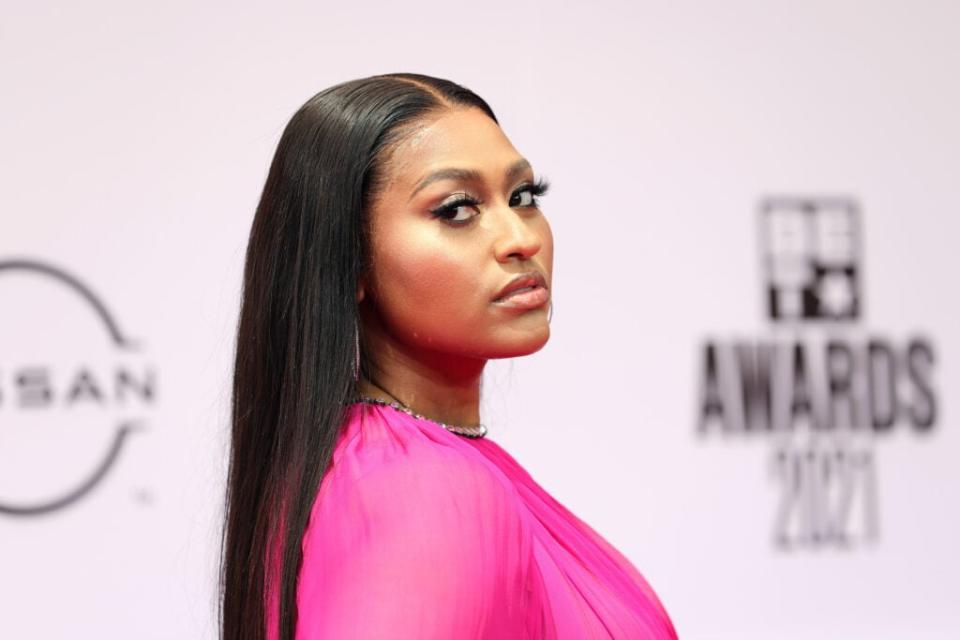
520, 176, 551, 206
430, 176, 551, 225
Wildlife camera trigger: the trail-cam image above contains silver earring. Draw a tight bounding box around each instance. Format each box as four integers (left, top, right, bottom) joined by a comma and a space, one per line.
353, 324, 360, 381
548, 300, 553, 324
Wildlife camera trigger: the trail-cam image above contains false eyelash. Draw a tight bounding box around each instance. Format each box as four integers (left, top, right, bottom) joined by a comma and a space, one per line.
429, 176, 552, 223
525, 176, 551, 201
429, 195, 481, 223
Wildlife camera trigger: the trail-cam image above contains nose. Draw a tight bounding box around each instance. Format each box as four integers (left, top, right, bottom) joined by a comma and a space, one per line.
491, 204, 543, 262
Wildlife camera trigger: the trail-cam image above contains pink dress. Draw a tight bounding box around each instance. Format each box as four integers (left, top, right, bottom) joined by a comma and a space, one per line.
268, 399, 678, 639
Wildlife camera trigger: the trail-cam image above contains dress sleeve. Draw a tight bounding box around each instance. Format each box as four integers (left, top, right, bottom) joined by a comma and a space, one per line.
294, 443, 534, 639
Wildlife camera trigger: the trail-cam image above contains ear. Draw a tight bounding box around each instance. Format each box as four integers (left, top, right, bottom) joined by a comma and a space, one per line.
356, 277, 366, 304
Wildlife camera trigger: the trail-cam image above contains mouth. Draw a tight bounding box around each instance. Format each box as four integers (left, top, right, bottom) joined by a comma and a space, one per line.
493, 270, 549, 308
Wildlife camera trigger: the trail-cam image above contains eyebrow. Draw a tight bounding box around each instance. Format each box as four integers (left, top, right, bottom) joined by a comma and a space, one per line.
407, 158, 533, 202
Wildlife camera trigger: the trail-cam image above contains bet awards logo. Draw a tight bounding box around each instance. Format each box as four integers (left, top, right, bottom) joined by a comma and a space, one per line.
0, 258, 157, 517
696, 197, 938, 549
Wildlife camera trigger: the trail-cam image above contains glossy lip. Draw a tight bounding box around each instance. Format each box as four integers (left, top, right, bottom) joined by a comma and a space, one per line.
492, 270, 548, 302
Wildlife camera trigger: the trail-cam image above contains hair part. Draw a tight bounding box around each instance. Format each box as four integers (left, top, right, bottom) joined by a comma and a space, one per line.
218, 73, 498, 640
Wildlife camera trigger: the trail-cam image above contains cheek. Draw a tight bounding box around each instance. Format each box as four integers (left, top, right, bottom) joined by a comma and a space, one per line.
374, 233, 486, 335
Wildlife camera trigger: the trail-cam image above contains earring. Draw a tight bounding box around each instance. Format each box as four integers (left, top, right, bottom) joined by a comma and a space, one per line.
548, 300, 553, 324
353, 324, 360, 382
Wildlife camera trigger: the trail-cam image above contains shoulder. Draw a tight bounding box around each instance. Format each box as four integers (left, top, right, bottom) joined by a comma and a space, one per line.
323, 401, 521, 516
316, 405, 523, 537
295, 404, 535, 637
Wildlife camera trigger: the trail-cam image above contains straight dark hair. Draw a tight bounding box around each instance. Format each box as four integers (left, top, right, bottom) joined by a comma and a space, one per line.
218, 73, 499, 640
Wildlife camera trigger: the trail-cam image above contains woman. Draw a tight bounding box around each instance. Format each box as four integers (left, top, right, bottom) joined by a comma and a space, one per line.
219, 72, 678, 640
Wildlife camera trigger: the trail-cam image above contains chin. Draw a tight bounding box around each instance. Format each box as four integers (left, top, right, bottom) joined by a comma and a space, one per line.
486, 325, 551, 359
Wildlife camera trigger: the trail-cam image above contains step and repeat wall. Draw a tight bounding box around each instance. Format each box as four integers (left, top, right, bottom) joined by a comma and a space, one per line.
2, 2, 957, 638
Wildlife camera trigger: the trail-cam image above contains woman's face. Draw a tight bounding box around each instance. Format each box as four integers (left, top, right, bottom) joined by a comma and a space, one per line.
359, 106, 553, 364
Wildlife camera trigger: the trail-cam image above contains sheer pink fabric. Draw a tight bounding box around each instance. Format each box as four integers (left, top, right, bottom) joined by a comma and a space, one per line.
266, 400, 678, 639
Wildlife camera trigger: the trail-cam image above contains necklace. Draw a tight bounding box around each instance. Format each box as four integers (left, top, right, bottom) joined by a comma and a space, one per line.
349, 389, 488, 439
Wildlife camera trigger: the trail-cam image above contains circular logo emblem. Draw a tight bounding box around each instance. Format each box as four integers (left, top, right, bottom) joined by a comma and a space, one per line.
0, 258, 157, 516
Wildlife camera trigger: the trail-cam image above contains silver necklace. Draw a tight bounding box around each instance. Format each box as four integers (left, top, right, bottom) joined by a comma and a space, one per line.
350, 394, 488, 439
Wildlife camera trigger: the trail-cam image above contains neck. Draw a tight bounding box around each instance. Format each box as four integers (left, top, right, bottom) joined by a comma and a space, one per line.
357, 309, 485, 427
356, 369, 483, 428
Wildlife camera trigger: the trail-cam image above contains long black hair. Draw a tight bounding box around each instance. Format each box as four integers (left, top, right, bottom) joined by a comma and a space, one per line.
218, 73, 499, 640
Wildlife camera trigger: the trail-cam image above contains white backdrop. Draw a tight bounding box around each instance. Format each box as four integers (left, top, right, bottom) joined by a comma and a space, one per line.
2, 1, 958, 638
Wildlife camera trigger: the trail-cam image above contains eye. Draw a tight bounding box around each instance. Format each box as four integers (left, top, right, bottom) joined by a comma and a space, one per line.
510, 176, 551, 208
429, 194, 481, 226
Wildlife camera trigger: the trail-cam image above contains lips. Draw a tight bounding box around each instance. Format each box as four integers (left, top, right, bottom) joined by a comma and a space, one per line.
494, 270, 548, 301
